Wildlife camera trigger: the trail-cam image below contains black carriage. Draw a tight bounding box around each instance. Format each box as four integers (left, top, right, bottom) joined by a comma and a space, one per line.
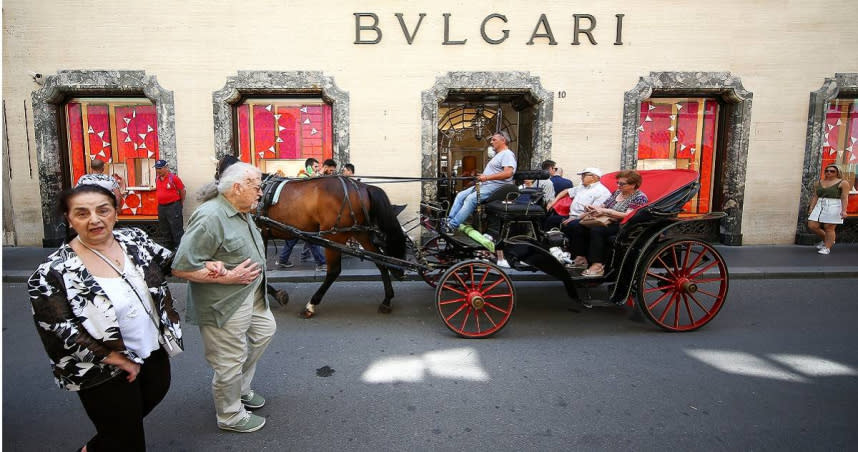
415, 169, 729, 338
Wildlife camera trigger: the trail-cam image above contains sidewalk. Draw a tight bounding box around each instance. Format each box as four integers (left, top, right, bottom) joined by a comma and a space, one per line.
3, 243, 857, 283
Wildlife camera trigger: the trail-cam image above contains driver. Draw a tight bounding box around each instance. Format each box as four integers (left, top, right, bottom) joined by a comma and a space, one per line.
444, 132, 516, 232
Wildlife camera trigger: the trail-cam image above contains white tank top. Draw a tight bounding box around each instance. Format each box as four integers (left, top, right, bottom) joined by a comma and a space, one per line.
93, 254, 160, 359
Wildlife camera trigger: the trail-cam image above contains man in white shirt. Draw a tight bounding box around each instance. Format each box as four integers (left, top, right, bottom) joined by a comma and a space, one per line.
548, 167, 612, 224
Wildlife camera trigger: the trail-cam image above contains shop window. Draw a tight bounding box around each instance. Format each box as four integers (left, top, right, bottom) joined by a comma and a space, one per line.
65, 98, 159, 219
235, 99, 333, 175
638, 98, 720, 214
822, 98, 858, 215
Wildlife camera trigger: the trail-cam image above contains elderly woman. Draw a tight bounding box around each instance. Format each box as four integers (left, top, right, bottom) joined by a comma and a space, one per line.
565, 170, 648, 277
28, 184, 182, 451
807, 164, 850, 254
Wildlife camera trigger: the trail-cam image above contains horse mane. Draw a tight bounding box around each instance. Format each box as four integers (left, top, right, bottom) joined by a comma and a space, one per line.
364, 183, 407, 260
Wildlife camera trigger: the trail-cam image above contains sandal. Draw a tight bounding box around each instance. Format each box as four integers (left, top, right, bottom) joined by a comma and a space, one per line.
581, 266, 605, 278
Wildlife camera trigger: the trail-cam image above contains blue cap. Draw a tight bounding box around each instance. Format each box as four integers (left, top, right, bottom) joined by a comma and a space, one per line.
154, 159, 168, 169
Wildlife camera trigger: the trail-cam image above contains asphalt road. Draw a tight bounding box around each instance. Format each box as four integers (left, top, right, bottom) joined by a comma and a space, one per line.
4, 278, 858, 451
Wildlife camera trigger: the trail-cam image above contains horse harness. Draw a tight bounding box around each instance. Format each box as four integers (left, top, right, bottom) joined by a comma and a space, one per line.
256, 175, 378, 238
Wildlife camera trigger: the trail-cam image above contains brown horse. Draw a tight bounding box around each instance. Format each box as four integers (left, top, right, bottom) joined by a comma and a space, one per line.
258, 175, 407, 318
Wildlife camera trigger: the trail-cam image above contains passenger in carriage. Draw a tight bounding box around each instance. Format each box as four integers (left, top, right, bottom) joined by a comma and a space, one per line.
444, 132, 517, 232
566, 170, 648, 278
342, 163, 355, 176
544, 167, 612, 230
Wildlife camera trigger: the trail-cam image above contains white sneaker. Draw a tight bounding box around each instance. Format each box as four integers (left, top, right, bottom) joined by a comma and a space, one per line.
496, 259, 511, 268
815, 241, 825, 249
818, 247, 830, 255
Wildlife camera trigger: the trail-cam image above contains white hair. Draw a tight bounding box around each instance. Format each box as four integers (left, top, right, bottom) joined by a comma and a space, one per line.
217, 162, 261, 194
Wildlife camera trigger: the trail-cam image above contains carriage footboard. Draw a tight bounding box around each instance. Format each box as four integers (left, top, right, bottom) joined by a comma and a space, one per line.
503, 236, 579, 300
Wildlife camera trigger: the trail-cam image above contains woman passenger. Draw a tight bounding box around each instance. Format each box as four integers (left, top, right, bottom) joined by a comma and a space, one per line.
567, 170, 648, 277
807, 164, 850, 254
28, 184, 182, 451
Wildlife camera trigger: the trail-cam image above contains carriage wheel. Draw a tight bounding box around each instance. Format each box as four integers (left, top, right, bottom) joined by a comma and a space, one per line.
636, 239, 728, 332
418, 235, 450, 288
434, 260, 515, 338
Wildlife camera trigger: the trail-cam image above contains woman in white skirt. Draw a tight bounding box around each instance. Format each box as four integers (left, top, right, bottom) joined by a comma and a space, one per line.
807, 164, 850, 254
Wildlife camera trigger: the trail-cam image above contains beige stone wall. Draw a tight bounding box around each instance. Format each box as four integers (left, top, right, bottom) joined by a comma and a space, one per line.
3, 0, 857, 245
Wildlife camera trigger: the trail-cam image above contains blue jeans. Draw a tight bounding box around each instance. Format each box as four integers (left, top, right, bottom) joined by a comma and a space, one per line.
447, 185, 498, 228
278, 239, 325, 265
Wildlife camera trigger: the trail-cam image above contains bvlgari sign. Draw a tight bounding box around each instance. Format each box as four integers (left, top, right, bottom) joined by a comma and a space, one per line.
354, 13, 625, 45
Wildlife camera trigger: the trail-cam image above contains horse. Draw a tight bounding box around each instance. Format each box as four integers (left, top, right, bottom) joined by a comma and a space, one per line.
257, 175, 407, 318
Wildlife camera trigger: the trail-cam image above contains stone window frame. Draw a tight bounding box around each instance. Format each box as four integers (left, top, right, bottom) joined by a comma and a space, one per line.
421, 71, 553, 200
213, 71, 349, 164
31, 70, 176, 246
621, 72, 753, 246
795, 73, 858, 244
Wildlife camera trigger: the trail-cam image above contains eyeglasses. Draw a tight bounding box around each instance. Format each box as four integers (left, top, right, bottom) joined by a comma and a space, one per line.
245, 183, 263, 192
616, 181, 628, 186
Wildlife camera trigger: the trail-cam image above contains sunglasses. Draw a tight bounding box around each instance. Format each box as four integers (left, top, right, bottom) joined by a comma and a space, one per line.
824, 169, 837, 173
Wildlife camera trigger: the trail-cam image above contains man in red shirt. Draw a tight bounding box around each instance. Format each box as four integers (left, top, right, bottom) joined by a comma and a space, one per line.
154, 159, 186, 250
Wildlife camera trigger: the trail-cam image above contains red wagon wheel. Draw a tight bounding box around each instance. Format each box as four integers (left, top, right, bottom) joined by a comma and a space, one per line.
636, 239, 728, 332
418, 235, 450, 288
434, 260, 515, 338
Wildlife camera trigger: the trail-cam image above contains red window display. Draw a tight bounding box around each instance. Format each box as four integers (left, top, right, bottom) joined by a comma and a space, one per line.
822, 99, 858, 215
638, 98, 720, 214
65, 99, 160, 219
236, 100, 333, 176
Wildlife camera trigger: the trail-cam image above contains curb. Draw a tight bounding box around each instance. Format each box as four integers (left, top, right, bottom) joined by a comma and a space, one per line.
5, 268, 858, 284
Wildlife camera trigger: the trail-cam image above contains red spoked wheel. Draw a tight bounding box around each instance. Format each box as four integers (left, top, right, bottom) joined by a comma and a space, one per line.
636, 239, 728, 332
435, 260, 515, 338
418, 235, 451, 288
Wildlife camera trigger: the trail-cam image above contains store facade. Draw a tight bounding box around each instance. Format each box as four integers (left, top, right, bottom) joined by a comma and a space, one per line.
2, 1, 856, 246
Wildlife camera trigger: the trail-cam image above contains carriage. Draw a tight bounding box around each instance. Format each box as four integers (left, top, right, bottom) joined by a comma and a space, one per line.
255, 168, 729, 338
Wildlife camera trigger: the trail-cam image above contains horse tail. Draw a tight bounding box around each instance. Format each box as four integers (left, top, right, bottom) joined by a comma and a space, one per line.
366, 184, 407, 260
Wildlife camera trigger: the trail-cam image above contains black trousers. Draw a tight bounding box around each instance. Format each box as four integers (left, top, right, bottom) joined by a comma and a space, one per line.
77, 348, 171, 452
157, 202, 184, 250
567, 221, 620, 265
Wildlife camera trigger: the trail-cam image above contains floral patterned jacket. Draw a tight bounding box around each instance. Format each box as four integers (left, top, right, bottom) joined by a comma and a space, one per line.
28, 227, 182, 391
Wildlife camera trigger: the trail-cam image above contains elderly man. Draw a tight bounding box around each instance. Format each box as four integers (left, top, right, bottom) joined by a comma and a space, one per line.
445, 132, 517, 232
545, 167, 612, 230
172, 162, 276, 433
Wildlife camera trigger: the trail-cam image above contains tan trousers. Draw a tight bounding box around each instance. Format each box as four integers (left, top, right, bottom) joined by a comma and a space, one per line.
199, 287, 276, 426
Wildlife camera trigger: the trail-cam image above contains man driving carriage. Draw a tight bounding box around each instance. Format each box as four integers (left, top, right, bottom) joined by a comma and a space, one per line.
444, 131, 517, 233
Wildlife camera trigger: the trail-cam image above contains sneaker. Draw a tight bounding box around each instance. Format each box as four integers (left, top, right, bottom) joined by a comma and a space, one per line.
315, 264, 327, 272
439, 219, 455, 234
815, 241, 825, 249
276, 260, 294, 268
496, 258, 511, 269
241, 390, 266, 409
218, 412, 266, 433
818, 247, 830, 255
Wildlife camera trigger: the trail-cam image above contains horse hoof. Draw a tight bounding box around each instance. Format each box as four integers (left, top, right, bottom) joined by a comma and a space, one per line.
275, 290, 289, 306
300, 309, 315, 319
377, 304, 392, 314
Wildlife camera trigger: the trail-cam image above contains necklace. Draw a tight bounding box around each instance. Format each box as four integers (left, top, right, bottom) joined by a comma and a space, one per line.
77, 237, 124, 267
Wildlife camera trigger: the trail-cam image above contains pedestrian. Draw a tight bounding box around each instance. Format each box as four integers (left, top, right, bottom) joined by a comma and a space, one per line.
321, 158, 337, 175
807, 164, 850, 254
171, 162, 276, 433
28, 183, 182, 451
278, 158, 327, 271
445, 132, 517, 232
154, 159, 185, 251
77, 158, 123, 205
